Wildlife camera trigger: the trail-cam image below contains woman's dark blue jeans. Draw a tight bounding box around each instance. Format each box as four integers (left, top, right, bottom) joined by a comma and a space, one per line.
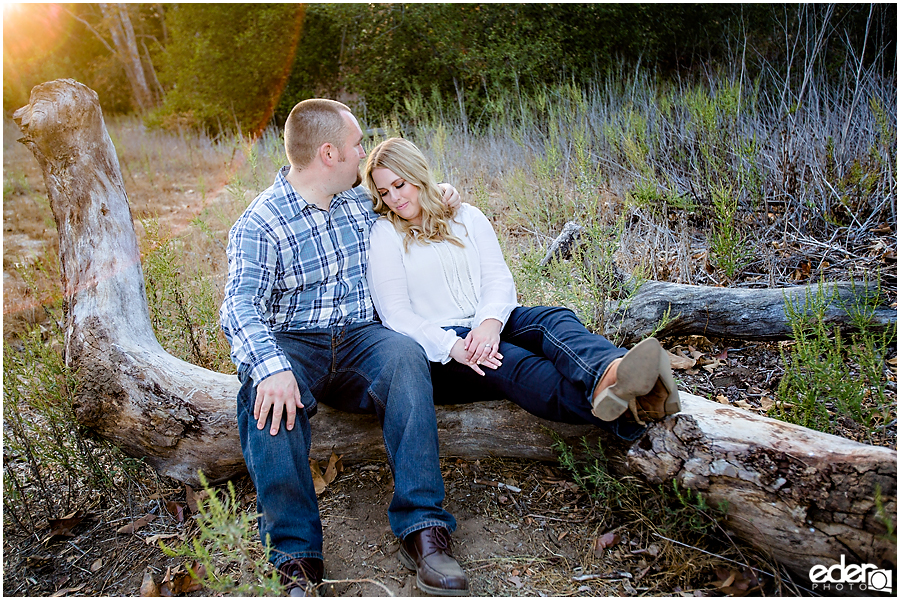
237, 321, 455, 568
431, 306, 645, 441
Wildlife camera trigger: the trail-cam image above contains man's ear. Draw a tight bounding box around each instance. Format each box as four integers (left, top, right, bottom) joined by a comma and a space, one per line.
319, 142, 337, 166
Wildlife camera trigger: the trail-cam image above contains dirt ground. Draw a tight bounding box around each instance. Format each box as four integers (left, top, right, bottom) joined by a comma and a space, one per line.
2, 449, 798, 597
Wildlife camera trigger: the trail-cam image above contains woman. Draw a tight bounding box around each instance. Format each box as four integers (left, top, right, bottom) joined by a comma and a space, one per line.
364, 137, 680, 440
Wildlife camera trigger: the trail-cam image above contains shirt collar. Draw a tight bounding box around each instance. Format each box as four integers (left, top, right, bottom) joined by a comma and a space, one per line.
275, 166, 308, 218
276, 166, 360, 216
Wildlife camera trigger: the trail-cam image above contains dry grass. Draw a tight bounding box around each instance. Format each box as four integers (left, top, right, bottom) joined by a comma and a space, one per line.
2, 115, 257, 342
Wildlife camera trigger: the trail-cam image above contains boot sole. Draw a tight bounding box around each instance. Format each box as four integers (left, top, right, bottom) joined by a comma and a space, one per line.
399, 546, 469, 596
592, 338, 681, 421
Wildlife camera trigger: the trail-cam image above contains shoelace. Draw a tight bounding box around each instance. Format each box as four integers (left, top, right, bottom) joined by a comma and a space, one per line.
420, 527, 454, 558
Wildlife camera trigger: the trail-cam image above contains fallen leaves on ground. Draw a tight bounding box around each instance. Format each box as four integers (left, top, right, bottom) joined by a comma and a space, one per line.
159, 562, 206, 596
711, 566, 761, 596
45, 511, 89, 543
139, 562, 205, 597
184, 485, 199, 513
506, 569, 524, 589
50, 583, 85, 597
702, 350, 728, 373
144, 533, 180, 546
117, 513, 156, 535
592, 531, 622, 556
310, 452, 344, 495
668, 350, 696, 370
164, 500, 185, 523
139, 568, 159, 596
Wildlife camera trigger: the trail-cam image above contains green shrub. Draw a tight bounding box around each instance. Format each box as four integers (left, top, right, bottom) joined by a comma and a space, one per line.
141, 218, 233, 372
771, 282, 896, 440
3, 320, 144, 532
161, 473, 283, 596
550, 434, 638, 508
551, 434, 729, 544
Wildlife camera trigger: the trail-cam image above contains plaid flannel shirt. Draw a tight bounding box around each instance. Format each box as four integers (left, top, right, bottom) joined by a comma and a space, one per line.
220, 166, 378, 384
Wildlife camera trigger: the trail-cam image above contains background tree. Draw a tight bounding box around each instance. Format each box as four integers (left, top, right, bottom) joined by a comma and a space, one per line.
3, 4, 895, 132
97, 3, 155, 111
271, 3, 893, 127
147, 3, 305, 134
3, 3, 165, 113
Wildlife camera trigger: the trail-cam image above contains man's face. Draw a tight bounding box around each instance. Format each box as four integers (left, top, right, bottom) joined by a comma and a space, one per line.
337, 111, 365, 189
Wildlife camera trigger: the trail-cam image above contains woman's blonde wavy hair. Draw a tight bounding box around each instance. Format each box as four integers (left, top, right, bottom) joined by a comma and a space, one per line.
364, 138, 465, 251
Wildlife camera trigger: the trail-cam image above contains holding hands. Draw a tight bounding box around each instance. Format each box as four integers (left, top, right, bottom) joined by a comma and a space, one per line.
449, 319, 504, 376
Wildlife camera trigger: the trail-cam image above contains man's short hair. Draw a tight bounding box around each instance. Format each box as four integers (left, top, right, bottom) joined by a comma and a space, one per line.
285, 99, 352, 169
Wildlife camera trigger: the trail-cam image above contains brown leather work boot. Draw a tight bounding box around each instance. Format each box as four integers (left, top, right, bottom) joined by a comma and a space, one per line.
399, 526, 469, 596
278, 557, 324, 597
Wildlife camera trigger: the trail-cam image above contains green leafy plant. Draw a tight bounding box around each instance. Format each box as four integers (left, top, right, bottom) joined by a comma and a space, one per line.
645, 304, 679, 340
141, 218, 233, 372
161, 472, 284, 596
551, 434, 729, 545
708, 182, 751, 280
509, 215, 641, 340
658, 480, 729, 539
550, 433, 637, 508
874, 485, 896, 544
771, 281, 896, 439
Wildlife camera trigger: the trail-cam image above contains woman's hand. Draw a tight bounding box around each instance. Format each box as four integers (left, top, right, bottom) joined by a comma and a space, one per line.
438, 183, 461, 210
464, 319, 503, 366
450, 338, 501, 376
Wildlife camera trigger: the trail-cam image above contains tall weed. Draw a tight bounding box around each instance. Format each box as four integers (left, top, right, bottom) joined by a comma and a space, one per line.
552, 434, 728, 543
3, 319, 145, 533
141, 219, 234, 372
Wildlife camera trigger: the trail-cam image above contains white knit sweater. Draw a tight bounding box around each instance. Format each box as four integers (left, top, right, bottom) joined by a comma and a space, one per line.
367, 203, 518, 363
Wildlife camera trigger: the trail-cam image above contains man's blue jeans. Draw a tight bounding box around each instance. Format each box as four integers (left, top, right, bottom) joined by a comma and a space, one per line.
237, 321, 455, 568
431, 306, 645, 441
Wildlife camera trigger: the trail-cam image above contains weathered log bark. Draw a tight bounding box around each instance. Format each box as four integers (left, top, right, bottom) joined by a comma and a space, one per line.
608, 279, 896, 344
14, 80, 896, 581
540, 221, 583, 267
13, 79, 242, 484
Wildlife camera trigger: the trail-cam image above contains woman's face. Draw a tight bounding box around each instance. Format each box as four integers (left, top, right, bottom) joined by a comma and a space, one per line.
372, 167, 422, 225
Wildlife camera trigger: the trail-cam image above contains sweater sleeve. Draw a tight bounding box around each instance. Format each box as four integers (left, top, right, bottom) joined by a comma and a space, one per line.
465, 205, 519, 328
367, 220, 461, 363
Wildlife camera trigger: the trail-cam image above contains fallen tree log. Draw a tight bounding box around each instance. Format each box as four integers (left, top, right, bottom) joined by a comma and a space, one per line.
542, 220, 896, 345
628, 396, 897, 582
609, 278, 895, 344
14, 79, 896, 581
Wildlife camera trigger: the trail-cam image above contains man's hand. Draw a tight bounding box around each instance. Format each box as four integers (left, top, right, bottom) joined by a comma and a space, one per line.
255, 370, 305, 436
438, 183, 461, 210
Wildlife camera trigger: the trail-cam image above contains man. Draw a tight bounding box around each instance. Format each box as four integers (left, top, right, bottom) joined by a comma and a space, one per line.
220, 99, 468, 597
